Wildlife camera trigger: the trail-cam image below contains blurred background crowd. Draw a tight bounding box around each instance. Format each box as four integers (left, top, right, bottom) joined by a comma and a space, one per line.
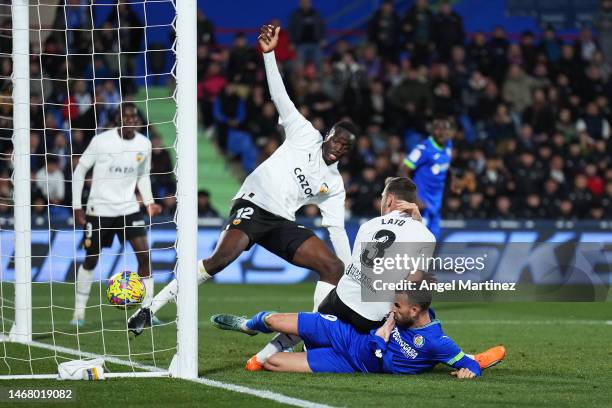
198, 0, 612, 220
0, 0, 611, 221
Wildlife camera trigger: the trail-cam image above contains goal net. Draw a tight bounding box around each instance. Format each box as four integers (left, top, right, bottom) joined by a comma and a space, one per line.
0, 0, 198, 379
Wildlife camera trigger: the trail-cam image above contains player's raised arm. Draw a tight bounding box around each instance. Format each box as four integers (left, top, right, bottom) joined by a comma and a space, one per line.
72, 137, 98, 225
259, 24, 301, 124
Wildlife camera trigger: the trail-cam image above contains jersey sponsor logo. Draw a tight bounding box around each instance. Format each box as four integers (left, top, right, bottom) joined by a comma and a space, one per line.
108, 166, 136, 174
413, 334, 425, 348
392, 328, 418, 359
430, 162, 449, 175
293, 168, 314, 198
132, 220, 145, 226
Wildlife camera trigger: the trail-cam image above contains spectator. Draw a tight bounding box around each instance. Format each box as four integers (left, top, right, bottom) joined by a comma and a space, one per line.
431, 0, 464, 62
519, 31, 538, 74
467, 32, 490, 75
596, 0, 612, 67
388, 67, 433, 132
227, 32, 258, 84
198, 190, 219, 217
539, 25, 562, 64
198, 62, 227, 127
150, 134, 175, 199
197, 10, 216, 46
367, 0, 401, 63
288, 0, 325, 71
213, 82, 247, 151
575, 27, 599, 63
34, 156, 65, 205
576, 102, 611, 140
522, 88, 555, 135
402, 0, 433, 66
502, 64, 537, 114
488, 26, 509, 84
105, 2, 144, 95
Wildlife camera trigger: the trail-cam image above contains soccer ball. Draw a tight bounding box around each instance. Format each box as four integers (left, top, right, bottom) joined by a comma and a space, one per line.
106, 271, 145, 308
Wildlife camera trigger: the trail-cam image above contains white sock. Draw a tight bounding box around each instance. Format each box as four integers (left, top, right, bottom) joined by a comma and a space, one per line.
149, 261, 211, 315
150, 279, 177, 315
198, 260, 212, 284
255, 333, 302, 364
313, 281, 335, 311
141, 276, 154, 308
74, 265, 94, 319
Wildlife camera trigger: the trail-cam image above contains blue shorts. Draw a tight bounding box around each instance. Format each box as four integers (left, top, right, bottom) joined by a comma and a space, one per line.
298, 312, 360, 373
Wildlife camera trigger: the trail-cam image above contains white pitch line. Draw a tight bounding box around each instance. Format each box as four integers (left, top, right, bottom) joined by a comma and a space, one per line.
6, 341, 336, 408
29, 340, 168, 373
191, 377, 335, 408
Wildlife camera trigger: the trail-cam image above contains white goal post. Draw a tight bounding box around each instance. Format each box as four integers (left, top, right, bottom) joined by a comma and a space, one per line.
0, 0, 198, 380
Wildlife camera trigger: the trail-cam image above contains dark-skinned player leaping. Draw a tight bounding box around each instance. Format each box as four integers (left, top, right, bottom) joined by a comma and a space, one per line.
127, 24, 358, 367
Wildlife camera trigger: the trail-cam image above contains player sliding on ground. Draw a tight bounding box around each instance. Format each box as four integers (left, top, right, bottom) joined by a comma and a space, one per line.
212, 288, 505, 376
71, 103, 162, 326
213, 177, 503, 370
128, 23, 360, 348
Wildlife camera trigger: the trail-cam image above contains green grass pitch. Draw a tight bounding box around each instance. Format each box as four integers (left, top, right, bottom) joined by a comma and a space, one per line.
0, 283, 610, 407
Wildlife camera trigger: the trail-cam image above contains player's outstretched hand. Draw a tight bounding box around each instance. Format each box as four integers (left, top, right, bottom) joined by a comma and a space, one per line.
375, 312, 396, 343
450, 368, 477, 379
74, 209, 86, 226
147, 203, 162, 217
396, 200, 422, 221
258, 24, 280, 53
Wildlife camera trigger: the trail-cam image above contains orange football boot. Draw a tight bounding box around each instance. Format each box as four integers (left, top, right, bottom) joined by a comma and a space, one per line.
245, 355, 265, 371
474, 345, 506, 369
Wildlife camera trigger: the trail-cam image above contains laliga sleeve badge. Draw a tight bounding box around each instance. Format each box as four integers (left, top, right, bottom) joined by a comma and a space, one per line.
413, 334, 424, 348
232, 218, 241, 225
319, 183, 329, 194
136, 152, 144, 162
84, 239, 92, 248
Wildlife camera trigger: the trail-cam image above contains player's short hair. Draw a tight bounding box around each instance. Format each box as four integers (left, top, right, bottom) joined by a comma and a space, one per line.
384, 176, 417, 203
332, 120, 359, 141
396, 286, 432, 310
121, 102, 138, 112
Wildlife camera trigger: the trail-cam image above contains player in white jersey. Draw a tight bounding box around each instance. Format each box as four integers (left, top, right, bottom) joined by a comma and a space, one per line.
70, 103, 162, 326
211, 177, 436, 351
320, 176, 436, 332
127, 24, 357, 359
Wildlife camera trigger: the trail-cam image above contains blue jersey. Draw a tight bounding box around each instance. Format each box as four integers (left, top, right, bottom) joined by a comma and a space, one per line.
298, 311, 480, 376
404, 137, 452, 211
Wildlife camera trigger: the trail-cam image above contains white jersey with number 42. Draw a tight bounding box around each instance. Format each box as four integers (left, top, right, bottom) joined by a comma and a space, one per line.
233, 52, 345, 229
336, 210, 436, 322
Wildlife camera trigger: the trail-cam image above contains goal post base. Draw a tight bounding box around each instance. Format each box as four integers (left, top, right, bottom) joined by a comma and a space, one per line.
6, 323, 32, 343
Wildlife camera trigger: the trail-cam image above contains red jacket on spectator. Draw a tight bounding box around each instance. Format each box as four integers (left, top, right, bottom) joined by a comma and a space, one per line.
198, 74, 227, 102
62, 95, 78, 121
587, 175, 604, 196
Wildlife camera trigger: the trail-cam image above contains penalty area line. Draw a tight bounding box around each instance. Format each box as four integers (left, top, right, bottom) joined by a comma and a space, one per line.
21, 341, 335, 408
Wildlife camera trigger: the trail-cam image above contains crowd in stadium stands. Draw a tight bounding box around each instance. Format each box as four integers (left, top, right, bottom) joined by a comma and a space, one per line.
199, 0, 612, 220
1, 1, 611, 221
0, 3, 182, 221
